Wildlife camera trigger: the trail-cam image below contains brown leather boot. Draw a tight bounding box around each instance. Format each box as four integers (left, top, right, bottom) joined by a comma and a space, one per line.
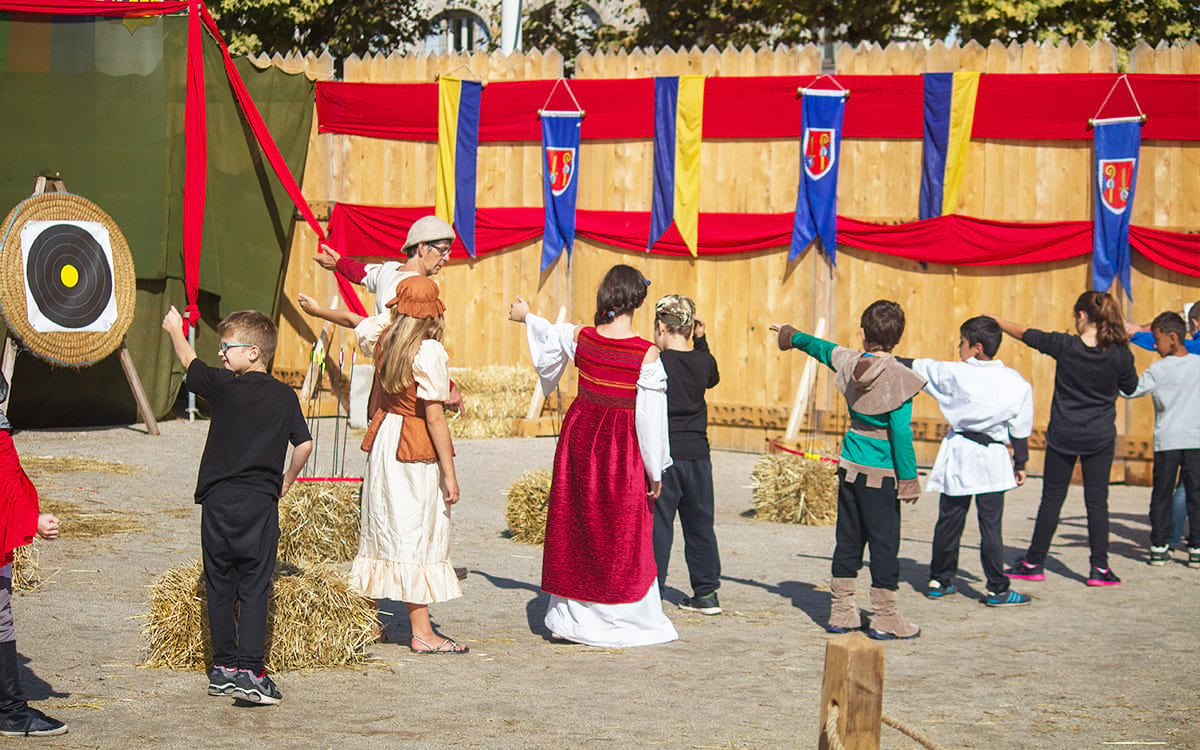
827, 577, 861, 633
867, 587, 920, 640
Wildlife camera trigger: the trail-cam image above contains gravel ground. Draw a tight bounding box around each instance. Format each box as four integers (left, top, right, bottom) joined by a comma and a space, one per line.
8, 420, 1200, 749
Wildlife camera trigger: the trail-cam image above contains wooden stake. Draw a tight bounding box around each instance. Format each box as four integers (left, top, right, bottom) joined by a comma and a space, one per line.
818, 632, 884, 750
525, 305, 567, 420
118, 341, 160, 436
785, 317, 827, 440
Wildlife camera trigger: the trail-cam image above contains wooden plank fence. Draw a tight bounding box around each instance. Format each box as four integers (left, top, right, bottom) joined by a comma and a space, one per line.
259, 41, 1200, 477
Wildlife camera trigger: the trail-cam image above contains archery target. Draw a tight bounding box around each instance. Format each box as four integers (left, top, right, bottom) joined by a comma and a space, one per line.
20, 220, 117, 333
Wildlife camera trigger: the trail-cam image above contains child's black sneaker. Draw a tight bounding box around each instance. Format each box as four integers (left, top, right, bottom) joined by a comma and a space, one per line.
206, 665, 238, 696
982, 590, 1031, 607
0, 705, 67, 737
679, 592, 722, 615
1148, 545, 1171, 567
1003, 559, 1045, 581
924, 580, 956, 599
1086, 567, 1121, 586
1189, 548, 1200, 568
230, 669, 282, 705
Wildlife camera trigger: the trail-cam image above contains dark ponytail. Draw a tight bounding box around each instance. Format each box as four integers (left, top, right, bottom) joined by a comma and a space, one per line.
1074, 290, 1128, 349
593, 265, 649, 326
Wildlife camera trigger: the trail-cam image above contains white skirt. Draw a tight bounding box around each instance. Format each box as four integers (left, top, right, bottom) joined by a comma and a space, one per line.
544, 581, 678, 648
348, 412, 461, 604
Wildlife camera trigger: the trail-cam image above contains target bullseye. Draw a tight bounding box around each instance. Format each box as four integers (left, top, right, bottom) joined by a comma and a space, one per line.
60, 264, 79, 288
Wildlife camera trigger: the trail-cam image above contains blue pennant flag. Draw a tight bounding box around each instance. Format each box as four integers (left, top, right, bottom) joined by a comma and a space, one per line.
540, 112, 582, 272
1092, 119, 1141, 297
790, 90, 846, 264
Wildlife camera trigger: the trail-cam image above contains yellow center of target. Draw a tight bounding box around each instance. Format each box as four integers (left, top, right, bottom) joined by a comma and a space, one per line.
60, 264, 79, 288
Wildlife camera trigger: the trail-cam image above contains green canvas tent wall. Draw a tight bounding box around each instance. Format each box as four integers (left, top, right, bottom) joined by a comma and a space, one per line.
0, 14, 312, 426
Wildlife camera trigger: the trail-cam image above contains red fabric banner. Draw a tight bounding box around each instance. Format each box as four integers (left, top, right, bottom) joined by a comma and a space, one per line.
181, 0, 205, 328
0, 1, 188, 15
317, 73, 1197, 143
972, 74, 1197, 140
327, 203, 1123, 268
1131, 225, 1200, 275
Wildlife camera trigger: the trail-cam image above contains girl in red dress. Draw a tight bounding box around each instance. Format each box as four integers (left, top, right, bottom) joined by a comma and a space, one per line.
509, 265, 677, 647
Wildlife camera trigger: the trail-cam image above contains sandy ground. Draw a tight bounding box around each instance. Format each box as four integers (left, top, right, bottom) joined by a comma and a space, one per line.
7, 420, 1200, 749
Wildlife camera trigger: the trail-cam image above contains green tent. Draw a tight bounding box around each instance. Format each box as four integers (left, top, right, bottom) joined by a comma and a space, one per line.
0, 14, 313, 426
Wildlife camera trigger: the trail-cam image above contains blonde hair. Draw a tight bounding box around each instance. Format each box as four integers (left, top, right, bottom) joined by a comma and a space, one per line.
377, 311, 445, 393
218, 310, 277, 362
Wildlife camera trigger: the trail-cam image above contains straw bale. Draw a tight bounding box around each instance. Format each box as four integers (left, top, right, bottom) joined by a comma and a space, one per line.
750, 454, 838, 525
141, 559, 378, 672
278, 481, 361, 565
504, 469, 552, 545
450, 366, 538, 440
11, 543, 40, 591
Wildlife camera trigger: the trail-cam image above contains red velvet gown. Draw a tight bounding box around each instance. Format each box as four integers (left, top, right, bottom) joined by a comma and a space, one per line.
541, 328, 658, 604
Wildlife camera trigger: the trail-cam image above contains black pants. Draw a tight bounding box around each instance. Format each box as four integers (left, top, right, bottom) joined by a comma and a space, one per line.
200, 488, 279, 673
1150, 449, 1200, 548
831, 470, 901, 589
930, 492, 1007, 594
653, 459, 721, 596
1025, 444, 1115, 570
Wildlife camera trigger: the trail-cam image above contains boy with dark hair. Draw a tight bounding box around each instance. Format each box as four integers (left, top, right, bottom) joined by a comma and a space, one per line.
903, 316, 1034, 606
1128, 301, 1200, 549
772, 300, 926, 639
1121, 310, 1200, 567
162, 307, 313, 705
652, 295, 722, 615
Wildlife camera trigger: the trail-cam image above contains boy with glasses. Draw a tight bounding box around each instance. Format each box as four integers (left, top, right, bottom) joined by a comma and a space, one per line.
162, 307, 312, 705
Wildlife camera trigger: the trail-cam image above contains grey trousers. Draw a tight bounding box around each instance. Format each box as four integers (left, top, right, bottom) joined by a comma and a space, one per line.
0, 563, 14, 643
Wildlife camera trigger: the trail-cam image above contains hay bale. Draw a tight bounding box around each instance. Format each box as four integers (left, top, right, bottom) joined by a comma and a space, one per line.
750, 454, 838, 525
278, 480, 360, 565
11, 543, 40, 592
450, 365, 538, 439
504, 469, 552, 545
141, 559, 378, 672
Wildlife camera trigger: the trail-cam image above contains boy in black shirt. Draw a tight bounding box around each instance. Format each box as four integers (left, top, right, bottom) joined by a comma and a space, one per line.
652, 295, 723, 615
163, 307, 312, 705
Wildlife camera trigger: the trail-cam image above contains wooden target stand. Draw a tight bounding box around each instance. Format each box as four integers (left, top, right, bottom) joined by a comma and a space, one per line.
0, 175, 158, 436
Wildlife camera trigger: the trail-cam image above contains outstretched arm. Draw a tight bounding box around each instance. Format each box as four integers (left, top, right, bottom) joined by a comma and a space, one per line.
987, 315, 1027, 341
298, 292, 366, 329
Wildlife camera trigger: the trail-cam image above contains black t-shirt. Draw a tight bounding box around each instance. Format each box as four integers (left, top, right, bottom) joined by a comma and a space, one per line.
186, 359, 312, 502
659, 336, 720, 461
1022, 329, 1138, 455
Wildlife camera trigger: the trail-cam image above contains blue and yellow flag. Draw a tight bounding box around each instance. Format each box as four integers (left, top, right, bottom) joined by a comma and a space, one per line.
435, 77, 482, 256
648, 75, 704, 255
918, 72, 980, 220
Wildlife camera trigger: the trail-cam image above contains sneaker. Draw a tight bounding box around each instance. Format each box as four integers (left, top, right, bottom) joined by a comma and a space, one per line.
679, 592, 722, 615
983, 590, 1031, 607
1086, 567, 1121, 586
1148, 545, 1171, 567
0, 706, 67, 737
230, 669, 282, 705
924, 580, 956, 599
1189, 548, 1200, 568
207, 665, 239, 696
1003, 559, 1045, 581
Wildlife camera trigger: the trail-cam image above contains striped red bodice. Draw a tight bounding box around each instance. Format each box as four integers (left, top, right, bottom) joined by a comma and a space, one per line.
574, 327, 653, 408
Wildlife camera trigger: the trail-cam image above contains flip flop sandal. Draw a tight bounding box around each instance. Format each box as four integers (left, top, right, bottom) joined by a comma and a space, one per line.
410, 635, 469, 655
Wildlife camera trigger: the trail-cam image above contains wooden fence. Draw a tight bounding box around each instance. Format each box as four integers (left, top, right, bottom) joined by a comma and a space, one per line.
261, 41, 1200, 477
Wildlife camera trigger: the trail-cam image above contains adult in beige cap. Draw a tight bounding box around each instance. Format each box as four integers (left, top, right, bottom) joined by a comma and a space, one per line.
311, 215, 457, 317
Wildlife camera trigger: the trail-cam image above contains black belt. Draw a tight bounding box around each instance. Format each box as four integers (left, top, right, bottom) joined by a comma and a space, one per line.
957, 430, 999, 446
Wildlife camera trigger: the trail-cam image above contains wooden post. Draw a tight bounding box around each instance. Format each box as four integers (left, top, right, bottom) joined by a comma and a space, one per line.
818, 632, 884, 750
118, 342, 159, 436
784, 317, 827, 440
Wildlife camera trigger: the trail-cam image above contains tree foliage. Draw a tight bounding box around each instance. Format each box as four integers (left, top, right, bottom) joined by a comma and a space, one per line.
206, 0, 427, 58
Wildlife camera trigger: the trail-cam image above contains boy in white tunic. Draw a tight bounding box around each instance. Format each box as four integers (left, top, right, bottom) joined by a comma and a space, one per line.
905, 316, 1034, 607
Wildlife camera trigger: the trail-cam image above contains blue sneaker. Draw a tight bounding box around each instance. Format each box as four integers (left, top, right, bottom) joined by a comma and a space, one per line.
924, 580, 956, 599
982, 590, 1031, 607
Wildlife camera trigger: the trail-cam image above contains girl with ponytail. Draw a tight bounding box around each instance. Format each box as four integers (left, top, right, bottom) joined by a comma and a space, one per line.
990, 291, 1138, 587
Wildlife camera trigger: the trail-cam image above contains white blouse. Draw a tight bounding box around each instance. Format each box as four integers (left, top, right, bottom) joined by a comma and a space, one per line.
525, 313, 672, 482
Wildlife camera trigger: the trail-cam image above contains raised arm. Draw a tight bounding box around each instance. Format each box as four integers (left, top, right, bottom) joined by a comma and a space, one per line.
987, 315, 1028, 341
510, 296, 578, 395
161, 305, 197, 369
298, 292, 366, 329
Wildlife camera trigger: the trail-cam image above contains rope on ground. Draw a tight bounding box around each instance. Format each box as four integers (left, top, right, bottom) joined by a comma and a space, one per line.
822, 703, 946, 750
881, 711, 946, 750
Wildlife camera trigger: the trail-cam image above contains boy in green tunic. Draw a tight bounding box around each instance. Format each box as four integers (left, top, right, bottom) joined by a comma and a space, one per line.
772, 300, 925, 639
